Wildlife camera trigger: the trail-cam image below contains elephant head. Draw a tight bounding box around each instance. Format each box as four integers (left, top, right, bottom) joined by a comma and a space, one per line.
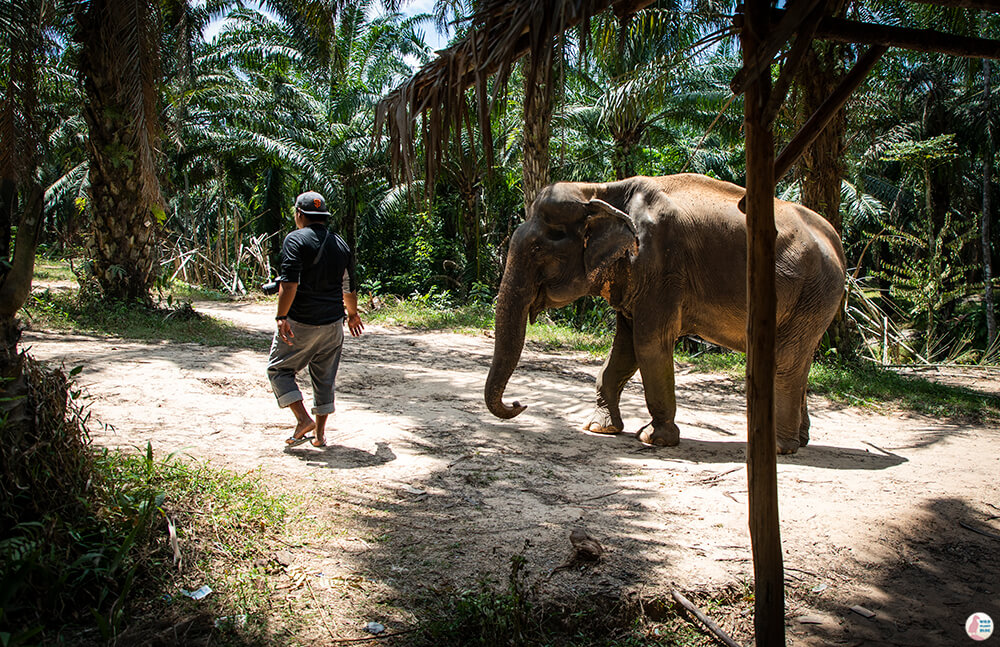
485, 182, 639, 419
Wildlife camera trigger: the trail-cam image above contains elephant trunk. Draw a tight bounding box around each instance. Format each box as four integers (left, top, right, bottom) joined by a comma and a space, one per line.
485, 252, 534, 419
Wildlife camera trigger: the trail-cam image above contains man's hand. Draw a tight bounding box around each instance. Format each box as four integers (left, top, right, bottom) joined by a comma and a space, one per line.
277, 318, 294, 345
347, 313, 364, 337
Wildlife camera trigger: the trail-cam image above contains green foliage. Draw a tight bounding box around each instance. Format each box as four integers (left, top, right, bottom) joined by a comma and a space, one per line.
880, 133, 959, 165
1, 437, 288, 644
875, 210, 979, 360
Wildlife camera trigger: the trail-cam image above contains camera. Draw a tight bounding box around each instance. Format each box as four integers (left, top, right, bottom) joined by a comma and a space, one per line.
261, 280, 280, 295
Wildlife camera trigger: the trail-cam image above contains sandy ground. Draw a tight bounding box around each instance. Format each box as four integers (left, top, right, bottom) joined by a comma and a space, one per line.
22, 298, 1000, 646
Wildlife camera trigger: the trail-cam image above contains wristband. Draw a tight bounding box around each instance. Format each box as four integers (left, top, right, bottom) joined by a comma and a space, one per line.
275, 315, 288, 321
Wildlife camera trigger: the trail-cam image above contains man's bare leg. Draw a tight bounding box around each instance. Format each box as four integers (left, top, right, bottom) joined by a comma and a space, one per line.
312, 414, 328, 447
285, 400, 316, 444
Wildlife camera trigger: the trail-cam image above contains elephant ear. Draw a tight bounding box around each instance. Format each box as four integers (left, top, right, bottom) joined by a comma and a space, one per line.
583, 198, 638, 276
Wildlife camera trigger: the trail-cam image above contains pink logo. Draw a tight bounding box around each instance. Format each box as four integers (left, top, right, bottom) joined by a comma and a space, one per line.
967, 613, 994, 641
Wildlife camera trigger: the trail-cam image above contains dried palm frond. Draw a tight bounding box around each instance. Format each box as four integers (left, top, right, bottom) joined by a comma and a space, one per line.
374, 0, 657, 190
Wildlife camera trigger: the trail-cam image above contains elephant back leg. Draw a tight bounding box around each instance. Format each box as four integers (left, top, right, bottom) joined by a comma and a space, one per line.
798, 387, 810, 447
774, 337, 816, 455
586, 313, 638, 434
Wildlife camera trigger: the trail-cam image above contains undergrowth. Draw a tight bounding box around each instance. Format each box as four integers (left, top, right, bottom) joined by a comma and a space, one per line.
414, 552, 750, 646
1, 351, 288, 645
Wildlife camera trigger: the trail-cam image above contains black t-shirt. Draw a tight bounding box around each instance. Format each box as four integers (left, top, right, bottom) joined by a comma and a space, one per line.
279, 223, 357, 325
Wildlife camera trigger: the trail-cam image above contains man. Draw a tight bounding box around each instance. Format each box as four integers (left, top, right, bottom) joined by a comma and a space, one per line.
267, 191, 364, 448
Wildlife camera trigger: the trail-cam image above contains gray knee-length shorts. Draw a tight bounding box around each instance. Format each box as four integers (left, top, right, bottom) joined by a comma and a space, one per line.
266, 318, 344, 415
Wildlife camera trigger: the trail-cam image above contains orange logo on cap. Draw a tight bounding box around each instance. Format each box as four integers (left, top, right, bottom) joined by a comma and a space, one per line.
313, 198, 322, 209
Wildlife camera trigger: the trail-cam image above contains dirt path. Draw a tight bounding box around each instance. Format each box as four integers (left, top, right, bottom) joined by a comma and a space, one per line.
23, 300, 1000, 645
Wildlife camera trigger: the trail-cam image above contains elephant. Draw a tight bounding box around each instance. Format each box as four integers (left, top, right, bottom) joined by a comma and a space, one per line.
484, 173, 846, 454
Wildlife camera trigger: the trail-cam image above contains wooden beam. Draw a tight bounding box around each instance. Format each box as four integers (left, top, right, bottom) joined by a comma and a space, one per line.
730, 0, 826, 94
772, 8, 1000, 59
774, 44, 888, 179
742, 0, 784, 645
763, 1, 829, 125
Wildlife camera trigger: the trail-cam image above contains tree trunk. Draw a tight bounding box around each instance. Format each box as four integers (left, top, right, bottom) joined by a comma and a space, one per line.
794, 18, 851, 354
0, 179, 15, 261
983, 60, 996, 348
0, 183, 43, 320
0, 183, 44, 447
522, 54, 553, 213
78, 0, 162, 304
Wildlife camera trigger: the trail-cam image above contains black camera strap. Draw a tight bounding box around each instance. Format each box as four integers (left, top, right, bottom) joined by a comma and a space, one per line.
311, 230, 330, 268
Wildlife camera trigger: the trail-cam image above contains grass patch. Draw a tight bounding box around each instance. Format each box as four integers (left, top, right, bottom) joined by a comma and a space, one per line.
367, 298, 612, 355
675, 346, 746, 377
368, 298, 495, 332
160, 280, 234, 302
809, 361, 1000, 421
523, 322, 611, 355
32, 257, 79, 282
21, 288, 267, 351
675, 346, 999, 421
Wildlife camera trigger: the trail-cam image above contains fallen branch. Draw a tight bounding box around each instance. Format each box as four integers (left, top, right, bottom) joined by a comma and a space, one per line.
328, 628, 420, 643
579, 488, 624, 502
959, 521, 1000, 542
670, 589, 741, 647
696, 467, 742, 485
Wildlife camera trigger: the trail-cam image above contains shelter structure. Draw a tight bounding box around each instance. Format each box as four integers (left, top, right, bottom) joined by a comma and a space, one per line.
377, 1, 1000, 644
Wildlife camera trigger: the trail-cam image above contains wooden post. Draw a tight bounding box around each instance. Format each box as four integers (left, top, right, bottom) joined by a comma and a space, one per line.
741, 0, 785, 645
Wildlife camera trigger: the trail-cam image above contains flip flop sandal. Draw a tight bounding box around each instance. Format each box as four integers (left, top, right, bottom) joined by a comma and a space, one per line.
285, 435, 313, 447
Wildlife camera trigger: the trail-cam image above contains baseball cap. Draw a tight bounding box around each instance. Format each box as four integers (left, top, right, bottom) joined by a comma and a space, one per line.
294, 191, 331, 217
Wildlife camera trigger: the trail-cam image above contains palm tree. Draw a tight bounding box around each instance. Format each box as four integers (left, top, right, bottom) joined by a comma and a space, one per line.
76, 0, 166, 303
164, 0, 429, 287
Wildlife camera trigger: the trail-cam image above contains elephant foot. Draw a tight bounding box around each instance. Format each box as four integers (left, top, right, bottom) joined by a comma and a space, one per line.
777, 435, 800, 455
798, 413, 811, 447
637, 421, 680, 447
583, 407, 623, 435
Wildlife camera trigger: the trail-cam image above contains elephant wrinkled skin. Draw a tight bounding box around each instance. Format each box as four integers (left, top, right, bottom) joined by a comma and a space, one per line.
484, 174, 847, 454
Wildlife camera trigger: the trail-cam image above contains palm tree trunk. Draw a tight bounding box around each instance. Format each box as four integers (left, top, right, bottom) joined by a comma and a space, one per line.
522, 54, 553, 213
0, 179, 15, 260
795, 30, 850, 352
795, 43, 846, 235
1, 182, 43, 432
983, 60, 996, 347
78, 0, 162, 304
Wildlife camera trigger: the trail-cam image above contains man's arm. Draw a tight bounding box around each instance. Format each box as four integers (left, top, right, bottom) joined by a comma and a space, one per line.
344, 291, 363, 337
275, 281, 298, 344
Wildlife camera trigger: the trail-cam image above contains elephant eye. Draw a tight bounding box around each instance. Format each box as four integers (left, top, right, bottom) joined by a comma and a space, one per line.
545, 228, 567, 241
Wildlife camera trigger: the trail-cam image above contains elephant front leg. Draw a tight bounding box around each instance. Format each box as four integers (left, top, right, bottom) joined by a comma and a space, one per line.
585, 313, 638, 435
635, 336, 680, 447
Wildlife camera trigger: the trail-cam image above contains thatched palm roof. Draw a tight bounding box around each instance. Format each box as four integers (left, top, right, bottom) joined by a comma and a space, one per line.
374, 0, 656, 185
